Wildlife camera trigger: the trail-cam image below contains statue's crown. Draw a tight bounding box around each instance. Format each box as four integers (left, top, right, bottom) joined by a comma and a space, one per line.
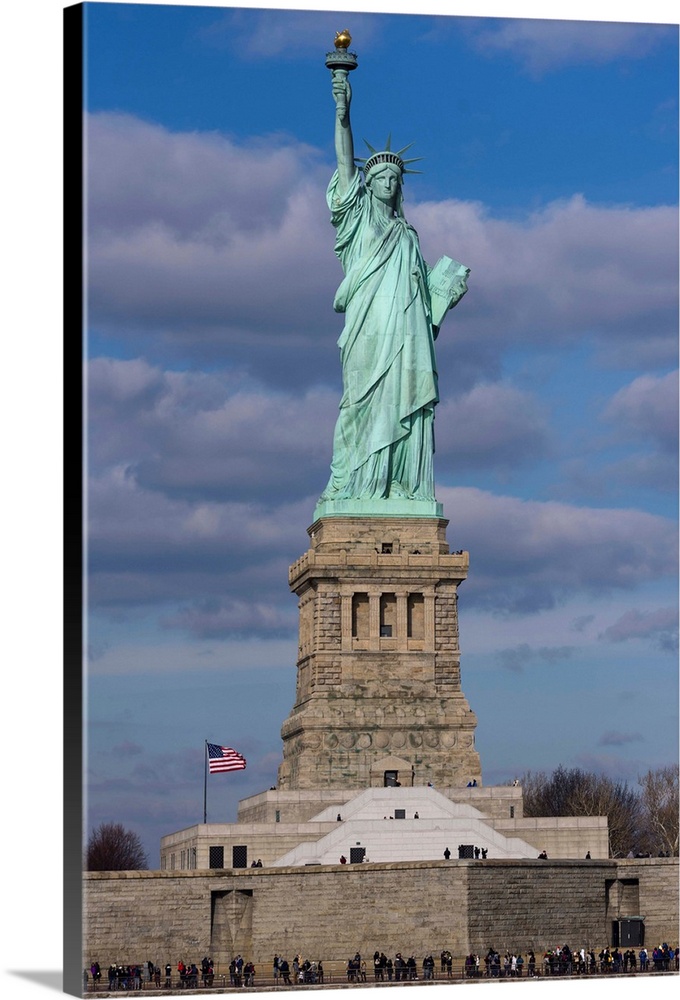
356, 136, 423, 179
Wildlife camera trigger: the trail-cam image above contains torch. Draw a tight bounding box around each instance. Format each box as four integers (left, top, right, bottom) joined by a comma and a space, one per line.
325, 30, 358, 117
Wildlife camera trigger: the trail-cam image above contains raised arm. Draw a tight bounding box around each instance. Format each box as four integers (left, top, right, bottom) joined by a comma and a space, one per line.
332, 70, 356, 195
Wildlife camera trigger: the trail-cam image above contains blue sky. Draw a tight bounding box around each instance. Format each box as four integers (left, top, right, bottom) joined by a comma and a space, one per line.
78, 1, 679, 868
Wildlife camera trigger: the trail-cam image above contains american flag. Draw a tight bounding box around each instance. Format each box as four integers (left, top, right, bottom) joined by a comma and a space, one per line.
207, 743, 247, 774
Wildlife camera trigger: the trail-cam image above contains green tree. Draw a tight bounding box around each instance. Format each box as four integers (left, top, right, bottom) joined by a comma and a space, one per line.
86, 822, 149, 871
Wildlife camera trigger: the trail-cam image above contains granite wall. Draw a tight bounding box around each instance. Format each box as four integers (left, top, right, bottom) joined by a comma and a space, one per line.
84, 857, 678, 973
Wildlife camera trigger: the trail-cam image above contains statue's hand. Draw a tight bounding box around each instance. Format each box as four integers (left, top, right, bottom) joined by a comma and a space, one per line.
332, 71, 351, 121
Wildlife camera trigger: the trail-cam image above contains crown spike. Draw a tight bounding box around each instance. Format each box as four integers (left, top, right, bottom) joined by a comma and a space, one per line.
359, 137, 424, 180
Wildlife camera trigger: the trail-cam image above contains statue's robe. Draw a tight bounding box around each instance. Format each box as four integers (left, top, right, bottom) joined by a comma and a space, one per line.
320, 169, 438, 501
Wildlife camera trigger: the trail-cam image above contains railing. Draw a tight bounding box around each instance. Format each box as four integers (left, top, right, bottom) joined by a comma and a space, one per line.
84, 960, 678, 991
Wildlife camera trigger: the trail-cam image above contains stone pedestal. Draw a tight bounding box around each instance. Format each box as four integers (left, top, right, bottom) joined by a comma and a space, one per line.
278, 517, 482, 789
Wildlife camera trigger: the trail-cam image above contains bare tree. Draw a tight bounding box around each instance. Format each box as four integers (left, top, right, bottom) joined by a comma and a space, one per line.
568, 774, 641, 858
637, 765, 679, 857
87, 822, 149, 871
517, 765, 642, 857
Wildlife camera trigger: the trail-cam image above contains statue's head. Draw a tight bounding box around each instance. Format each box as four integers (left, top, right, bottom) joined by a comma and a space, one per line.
358, 139, 422, 217
365, 162, 402, 211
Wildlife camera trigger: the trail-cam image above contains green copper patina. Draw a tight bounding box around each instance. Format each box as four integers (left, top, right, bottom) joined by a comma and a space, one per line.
314, 34, 469, 521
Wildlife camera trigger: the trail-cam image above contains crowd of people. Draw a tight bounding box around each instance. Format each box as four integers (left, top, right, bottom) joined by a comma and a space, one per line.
227, 956, 256, 986
83, 942, 678, 991
273, 955, 323, 985
461, 944, 678, 978
83, 958, 217, 991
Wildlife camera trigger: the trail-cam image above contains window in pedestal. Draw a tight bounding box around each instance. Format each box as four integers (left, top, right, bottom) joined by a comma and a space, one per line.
407, 593, 424, 638
209, 846, 224, 869
232, 845, 248, 868
380, 593, 396, 637
352, 593, 369, 638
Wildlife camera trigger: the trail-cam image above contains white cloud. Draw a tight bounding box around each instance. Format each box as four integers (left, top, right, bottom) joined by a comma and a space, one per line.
604, 370, 678, 454
89, 636, 296, 677
88, 465, 677, 627
87, 112, 340, 380
435, 381, 552, 469
560, 367, 679, 495
439, 485, 677, 611
88, 357, 337, 499
87, 113, 678, 382
496, 642, 574, 673
468, 19, 671, 75
163, 598, 295, 638
599, 606, 679, 651
199, 9, 382, 60
412, 194, 678, 365
88, 462, 314, 608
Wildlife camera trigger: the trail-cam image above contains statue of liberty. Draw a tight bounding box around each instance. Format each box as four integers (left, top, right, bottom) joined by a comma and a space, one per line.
316, 34, 469, 519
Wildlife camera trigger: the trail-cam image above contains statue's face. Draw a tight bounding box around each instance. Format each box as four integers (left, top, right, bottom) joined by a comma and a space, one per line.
367, 164, 401, 207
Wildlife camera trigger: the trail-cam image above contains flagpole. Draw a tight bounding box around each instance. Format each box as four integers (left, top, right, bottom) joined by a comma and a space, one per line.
203, 740, 208, 824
